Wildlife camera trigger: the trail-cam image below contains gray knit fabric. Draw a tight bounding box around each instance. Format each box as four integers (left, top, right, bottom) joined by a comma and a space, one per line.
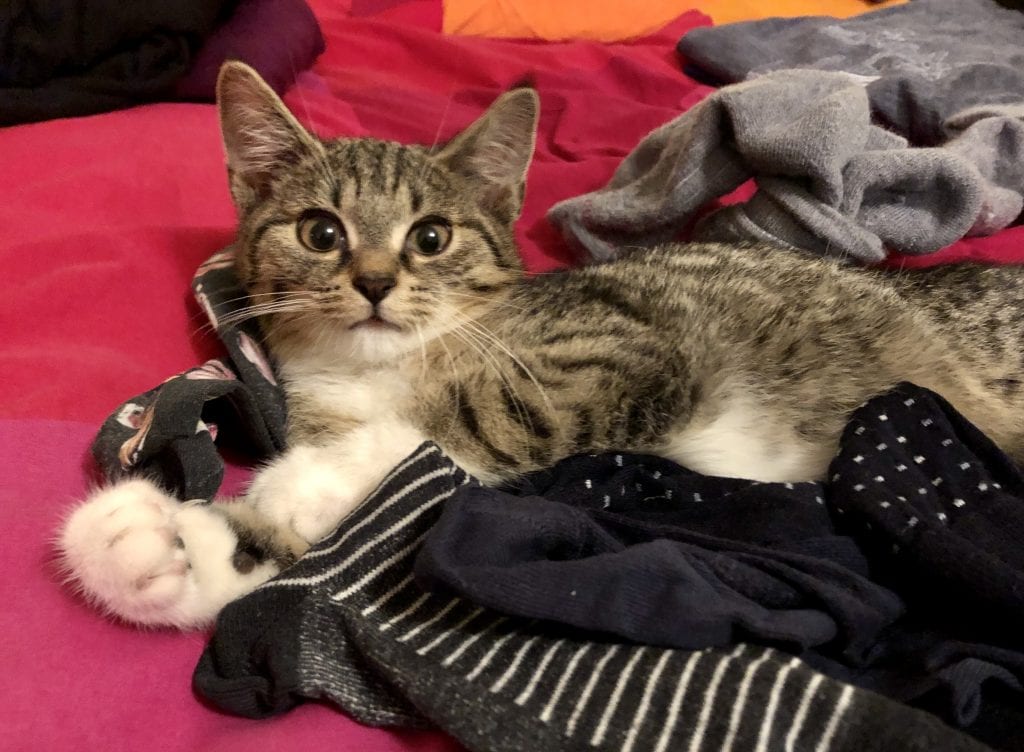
547, 70, 1024, 264
944, 106, 1024, 235
194, 444, 991, 752
676, 0, 1024, 146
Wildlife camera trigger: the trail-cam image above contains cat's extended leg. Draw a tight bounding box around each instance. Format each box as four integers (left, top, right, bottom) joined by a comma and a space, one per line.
60, 422, 426, 628
245, 419, 427, 544
58, 479, 299, 628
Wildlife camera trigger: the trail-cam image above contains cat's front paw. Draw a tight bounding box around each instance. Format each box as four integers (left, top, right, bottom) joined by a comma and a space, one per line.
58, 479, 277, 628
246, 446, 365, 544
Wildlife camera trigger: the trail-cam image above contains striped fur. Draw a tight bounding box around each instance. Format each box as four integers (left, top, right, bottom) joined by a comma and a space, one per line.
219, 62, 1024, 492
124, 62, 1024, 623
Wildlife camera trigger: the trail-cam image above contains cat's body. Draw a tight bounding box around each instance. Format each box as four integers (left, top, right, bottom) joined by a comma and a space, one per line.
275, 241, 1024, 489
58, 63, 1024, 628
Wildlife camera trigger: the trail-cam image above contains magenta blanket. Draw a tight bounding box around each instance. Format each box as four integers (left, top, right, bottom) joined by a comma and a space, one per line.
2, 1, 1023, 750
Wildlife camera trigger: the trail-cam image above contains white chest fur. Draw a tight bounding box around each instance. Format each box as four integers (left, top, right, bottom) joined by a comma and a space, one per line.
279, 353, 416, 424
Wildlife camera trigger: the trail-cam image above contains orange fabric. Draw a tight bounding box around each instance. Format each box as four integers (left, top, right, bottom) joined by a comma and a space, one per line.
444, 0, 907, 41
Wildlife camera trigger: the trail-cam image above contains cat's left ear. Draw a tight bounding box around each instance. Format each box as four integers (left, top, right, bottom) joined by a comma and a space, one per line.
434, 88, 540, 221
216, 61, 324, 211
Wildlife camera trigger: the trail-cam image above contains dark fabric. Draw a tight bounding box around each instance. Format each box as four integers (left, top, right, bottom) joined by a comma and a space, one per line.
415, 385, 1024, 737
676, 0, 1024, 146
91, 247, 287, 500
0, 0, 233, 125
417, 460, 901, 656
0, 0, 323, 125
195, 444, 992, 752
174, 0, 325, 100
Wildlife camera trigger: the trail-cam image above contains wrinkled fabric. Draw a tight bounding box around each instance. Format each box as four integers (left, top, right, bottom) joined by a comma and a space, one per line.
6, 2, 1024, 751
549, 71, 1024, 263
0, 0, 324, 123
175, 0, 325, 100
0, 0, 232, 125
417, 385, 1024, 733
677, 0, 1024, 146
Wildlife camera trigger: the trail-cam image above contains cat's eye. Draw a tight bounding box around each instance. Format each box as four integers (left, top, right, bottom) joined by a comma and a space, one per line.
406, 218, 452, 256
297, 211, 346, 253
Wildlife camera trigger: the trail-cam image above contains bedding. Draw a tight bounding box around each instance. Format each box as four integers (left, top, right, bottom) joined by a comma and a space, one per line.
1, 0, 324, 127
86, 247, 1024, 748
174, 0, 326, 101
0, 0, 231, 125
3, 1, 1024, 751
443, 0, 907, 41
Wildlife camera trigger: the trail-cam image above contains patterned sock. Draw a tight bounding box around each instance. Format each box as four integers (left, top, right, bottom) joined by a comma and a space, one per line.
194, 444, 990, 752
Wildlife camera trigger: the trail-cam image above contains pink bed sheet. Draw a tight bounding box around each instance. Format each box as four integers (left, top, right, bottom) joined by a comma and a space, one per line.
1, 0, 1022, 750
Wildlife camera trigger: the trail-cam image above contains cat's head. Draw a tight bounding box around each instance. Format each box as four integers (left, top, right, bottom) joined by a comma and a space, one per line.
216, 62, 538, 364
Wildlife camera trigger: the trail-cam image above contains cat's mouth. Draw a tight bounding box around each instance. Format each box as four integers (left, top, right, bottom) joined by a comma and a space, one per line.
349, 314, 403, 332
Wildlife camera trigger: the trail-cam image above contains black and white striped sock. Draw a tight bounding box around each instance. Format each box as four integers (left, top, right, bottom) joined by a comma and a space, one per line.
194, 444, 989, 752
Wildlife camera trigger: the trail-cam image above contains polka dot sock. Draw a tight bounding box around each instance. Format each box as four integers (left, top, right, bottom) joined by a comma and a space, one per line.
832, 383, 1024, 634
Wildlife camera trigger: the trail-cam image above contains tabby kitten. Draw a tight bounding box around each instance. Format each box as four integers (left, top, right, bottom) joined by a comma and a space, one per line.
59, 63, 1024, 628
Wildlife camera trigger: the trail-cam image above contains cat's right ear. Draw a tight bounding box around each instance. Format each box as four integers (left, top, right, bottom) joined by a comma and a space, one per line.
216, 61, 323, 211
433, 87, 540, 222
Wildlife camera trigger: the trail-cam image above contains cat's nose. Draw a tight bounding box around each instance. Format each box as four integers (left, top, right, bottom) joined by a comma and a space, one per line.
353, 274, 396, 305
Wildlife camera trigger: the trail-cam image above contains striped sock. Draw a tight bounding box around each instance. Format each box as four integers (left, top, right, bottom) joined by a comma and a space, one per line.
195, 444, 989, 751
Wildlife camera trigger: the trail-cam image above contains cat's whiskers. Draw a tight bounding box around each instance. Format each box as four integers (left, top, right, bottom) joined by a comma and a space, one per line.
420, 89, 455, 179
216, 299, 320, 328
447, 323, 533, 433
414, 323, 429, 382
217, 302, 312, 326
194, 290, 327, 328
193, 302, 304, 337
313, 311, 336, 362
451, 312, 553, 414
248, 290, 327, 299
453, 320, 538, 421
215, 289, 323, 312
257, 314, 286, 341
259, 311, 308, 347
433, 329, 463, 441
445, 290, 529, 313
